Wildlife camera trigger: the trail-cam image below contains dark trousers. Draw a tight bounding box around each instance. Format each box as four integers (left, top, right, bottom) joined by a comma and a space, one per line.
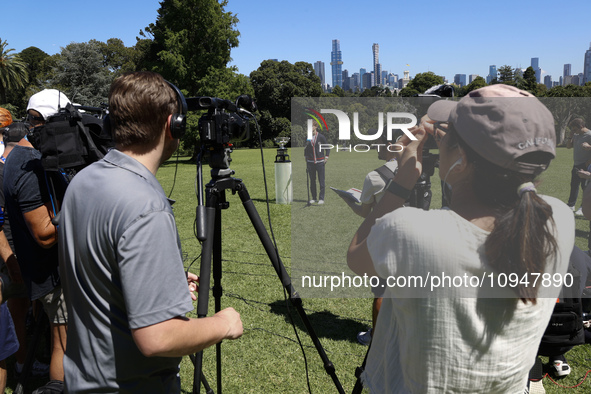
307, 161, 326, 201
568, 164, 588, 207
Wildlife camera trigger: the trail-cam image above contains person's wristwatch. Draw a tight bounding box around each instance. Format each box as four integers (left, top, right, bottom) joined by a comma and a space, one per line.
384, 179, 412, 201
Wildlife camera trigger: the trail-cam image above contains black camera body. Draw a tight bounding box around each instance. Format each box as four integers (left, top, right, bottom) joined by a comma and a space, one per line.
198, 109, 249, 146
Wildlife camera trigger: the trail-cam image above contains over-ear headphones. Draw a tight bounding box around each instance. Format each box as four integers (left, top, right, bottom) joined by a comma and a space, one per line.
102, 80, 188, 140
165, 81, 187, 139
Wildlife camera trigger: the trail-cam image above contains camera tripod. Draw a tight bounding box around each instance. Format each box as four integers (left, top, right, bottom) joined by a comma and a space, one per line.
192, 166, 345, 394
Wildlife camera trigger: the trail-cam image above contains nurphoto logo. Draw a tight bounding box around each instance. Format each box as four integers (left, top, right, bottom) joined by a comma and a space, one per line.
305, 108, 418, 153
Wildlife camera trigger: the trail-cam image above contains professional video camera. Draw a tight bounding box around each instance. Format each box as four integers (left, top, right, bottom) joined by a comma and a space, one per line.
187, 94, 256, 174
27, 102, 112, 181
409, 84, 455, 209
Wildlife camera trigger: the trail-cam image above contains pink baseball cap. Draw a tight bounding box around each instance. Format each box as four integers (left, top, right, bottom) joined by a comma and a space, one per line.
427, 84, 555, 175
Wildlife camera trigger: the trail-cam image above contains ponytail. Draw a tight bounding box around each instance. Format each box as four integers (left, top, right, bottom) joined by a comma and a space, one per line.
446, 128, 558, 304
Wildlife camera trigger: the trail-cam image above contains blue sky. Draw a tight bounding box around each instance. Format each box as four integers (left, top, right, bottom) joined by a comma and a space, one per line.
4, 0, 591, 85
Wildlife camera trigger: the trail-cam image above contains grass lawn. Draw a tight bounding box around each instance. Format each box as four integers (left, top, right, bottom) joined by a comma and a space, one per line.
7, 145, 591, 393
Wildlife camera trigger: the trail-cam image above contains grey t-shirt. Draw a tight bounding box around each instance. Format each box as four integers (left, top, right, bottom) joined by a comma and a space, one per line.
573, 130, 591, 165
59, 149, 194, 393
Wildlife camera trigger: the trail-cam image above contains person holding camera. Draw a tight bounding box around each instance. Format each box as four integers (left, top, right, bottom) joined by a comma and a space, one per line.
58, 71, 243, 393
4, 90, 71, 390
348, 85, 574, 393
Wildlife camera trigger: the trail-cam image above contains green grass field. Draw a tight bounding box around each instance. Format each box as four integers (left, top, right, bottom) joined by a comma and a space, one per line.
7, 145, 591, 393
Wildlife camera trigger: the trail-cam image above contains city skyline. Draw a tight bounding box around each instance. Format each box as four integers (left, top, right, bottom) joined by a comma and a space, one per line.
3, 0, 591, 91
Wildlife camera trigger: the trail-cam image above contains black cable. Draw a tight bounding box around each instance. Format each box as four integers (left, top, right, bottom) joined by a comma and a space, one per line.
251, 116, 314, 393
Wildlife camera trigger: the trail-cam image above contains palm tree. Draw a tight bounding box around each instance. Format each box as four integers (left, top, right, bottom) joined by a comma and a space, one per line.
0, 38, 28, 104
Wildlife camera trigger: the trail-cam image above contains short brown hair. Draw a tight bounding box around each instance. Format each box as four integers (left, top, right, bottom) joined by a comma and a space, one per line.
569, 117, 585, 129
108, 71, 178, 150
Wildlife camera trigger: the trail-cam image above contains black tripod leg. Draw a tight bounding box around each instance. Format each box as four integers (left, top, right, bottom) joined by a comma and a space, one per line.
193, 200, 217, 394
212, 204, 223, 394
235, 183, 345, 394
352, 342, 371, 394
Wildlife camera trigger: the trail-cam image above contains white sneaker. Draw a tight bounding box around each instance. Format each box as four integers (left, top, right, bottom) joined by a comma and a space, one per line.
575, 207, 584, 216
308, 200, 316, 204
552, 360, 571, 377
318, 200, 324, 205
570, 205, 576, 212
357, 328, 372, 346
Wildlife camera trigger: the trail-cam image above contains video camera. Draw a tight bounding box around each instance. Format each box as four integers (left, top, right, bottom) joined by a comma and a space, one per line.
412, 84, 455, 177
187, 95, 256, 172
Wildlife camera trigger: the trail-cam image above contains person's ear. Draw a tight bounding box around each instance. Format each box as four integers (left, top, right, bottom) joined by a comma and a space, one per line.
164, 114, 173, 139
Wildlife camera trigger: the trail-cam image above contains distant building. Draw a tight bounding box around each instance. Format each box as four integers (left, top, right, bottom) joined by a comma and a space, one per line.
342, 69, 350, 91
360, 68, 366, 90
399, 70, 410, 89
584, 43, 591, 84
544, 75, 553, 89
454, 74, 467, 87
469, 74, 479, 84
351, 73, 360, 91
373, 43, 380, 86
564, 64, 572, 78
314, 61, 325, 86
331, 39, 343, 88
362, 72, 372, 91
531, 57, 541, 83
487, 65, 497, 84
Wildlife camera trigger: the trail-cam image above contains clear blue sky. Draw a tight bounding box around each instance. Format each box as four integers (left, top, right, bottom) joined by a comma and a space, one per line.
4, 0, 591, 85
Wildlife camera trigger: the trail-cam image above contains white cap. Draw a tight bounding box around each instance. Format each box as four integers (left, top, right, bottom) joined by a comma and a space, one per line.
26, 89, 71, 120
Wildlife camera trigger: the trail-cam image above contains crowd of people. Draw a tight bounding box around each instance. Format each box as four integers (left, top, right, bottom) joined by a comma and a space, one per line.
0, 72, 243, 393
0, 75, 590, 393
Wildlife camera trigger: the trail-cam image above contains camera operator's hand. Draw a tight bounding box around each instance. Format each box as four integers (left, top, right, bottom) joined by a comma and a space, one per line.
390, 124, 429, 191
582, 142, 591, 151
214, 307, 243, 340
578, 169, 591, 179
187, 272, 199, 301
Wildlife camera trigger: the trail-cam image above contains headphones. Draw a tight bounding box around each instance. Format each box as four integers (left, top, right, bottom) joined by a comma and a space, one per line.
103, 80, 187, 140
165, 80, 187, 139
449, 157, 463, 172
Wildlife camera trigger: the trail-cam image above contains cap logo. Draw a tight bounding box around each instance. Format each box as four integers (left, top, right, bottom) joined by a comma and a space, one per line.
517, 137, 552, 150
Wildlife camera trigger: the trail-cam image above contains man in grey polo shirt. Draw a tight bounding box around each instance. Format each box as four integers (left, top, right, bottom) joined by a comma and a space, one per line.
58, 71, 243, 393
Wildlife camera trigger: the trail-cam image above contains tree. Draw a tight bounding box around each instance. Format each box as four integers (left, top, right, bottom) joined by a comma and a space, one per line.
0, 38, 29, 104
94, 38, 138, 77
360, 86, 392, 97
51, 41, 113, 106
497, 65, 515, 86
139, 0, 240, 95
519, 66, 537, 93
401, 71, 445, 96
250, 60, 322, 120
249, 60, 322, 145
463, 76, 487, 95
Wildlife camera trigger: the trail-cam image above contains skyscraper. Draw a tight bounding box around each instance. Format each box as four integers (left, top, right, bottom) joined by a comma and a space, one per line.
564, 64, 572, 78
360, 68, 366, 90
487, 65, 497, 84
373, 43, 380, 86
584, 43, 591, 84
331, 39, 343, 88
531, 57, 541, 83
314, 61, 325, 86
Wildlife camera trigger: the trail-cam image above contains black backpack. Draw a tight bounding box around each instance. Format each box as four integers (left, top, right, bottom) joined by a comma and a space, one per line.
538, 247, 587, 356
28, 103, 113, 173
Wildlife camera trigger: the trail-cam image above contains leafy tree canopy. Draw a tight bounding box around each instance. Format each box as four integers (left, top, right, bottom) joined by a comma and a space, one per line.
404, 71, 445, 95
140, 0, 240, 95
249, 60, 322, 120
